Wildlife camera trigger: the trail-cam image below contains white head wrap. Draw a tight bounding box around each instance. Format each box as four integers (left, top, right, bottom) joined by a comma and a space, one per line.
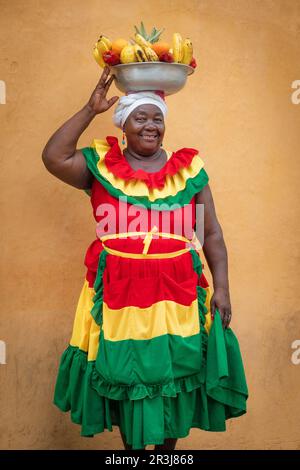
113, 91, 167, 130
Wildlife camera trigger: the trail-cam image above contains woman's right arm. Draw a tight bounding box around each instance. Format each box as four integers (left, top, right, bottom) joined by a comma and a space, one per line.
41, 66, 119, 190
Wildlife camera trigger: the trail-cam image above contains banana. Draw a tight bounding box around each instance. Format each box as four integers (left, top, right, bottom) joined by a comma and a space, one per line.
134, 33, 151, 49
93, 43, 106, 68
134, 44, 147, 62
144, 46, 159, 61
120, 45, 136, 63
172, 33, 183, 63
181, 38, 193, 65
96, 38, 110, 55
98, 35, 112, 50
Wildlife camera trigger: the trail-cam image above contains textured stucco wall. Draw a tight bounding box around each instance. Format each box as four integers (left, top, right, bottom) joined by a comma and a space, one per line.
1, 0, 300, 450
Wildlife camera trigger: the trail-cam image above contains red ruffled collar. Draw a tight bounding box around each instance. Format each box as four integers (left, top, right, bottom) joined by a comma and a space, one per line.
104, 136, 199, 190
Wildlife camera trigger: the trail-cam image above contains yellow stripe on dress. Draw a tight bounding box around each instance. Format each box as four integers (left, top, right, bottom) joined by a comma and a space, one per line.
69, 282, 212, 356
69, 279, 100, 361
102, 298, 200, 341
92, 139, 205, 201
203, 286, 213, 334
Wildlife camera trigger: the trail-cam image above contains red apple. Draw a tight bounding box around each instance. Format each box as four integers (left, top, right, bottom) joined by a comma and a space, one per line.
189, 57, 197, 69
159, 52, 174, 63
103, 51, 121, 66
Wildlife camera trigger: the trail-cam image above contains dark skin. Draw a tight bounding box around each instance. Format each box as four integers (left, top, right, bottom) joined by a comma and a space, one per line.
42, 66, 232, 451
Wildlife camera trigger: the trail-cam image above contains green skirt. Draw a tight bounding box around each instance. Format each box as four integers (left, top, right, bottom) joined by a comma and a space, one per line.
53, 250, 248, 449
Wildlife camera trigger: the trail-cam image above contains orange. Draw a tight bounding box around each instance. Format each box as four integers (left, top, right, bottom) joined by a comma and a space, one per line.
151, 41, 170, 56
111, 38, 129, 54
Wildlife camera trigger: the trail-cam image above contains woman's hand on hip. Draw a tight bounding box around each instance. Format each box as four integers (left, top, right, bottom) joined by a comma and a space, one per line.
86, 66, 119, 115
210, 287, 232, 328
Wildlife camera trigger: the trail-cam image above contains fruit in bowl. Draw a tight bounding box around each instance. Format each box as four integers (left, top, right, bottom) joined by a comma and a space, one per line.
159, 52, 174, 63
111, 38, 129, 54
93, 22, 197, 69
103, 50, 121, 66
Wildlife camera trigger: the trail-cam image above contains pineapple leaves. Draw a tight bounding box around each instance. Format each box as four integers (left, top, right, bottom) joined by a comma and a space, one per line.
134, 22, 164, 44
150, 28, 165, 43
140, 21, 147, 38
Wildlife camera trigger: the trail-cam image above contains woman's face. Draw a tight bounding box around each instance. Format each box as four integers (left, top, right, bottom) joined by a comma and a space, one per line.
124, 104, 165, 156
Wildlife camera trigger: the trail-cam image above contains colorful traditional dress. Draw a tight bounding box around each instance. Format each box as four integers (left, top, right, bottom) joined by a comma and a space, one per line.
53, 136, 248, 449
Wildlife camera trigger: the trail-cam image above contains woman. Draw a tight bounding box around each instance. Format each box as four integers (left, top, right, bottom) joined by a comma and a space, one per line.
42, 66, 248, 450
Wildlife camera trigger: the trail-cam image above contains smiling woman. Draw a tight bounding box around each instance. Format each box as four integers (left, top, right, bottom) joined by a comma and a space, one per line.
123, 105, 167, 172
42, 65, 248, 451
113, 90, 167, 151
125, 105, 164, 150
112, 91, 169, 175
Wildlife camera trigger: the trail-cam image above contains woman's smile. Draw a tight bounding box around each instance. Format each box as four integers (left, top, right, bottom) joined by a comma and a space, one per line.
139, 133, 159, 142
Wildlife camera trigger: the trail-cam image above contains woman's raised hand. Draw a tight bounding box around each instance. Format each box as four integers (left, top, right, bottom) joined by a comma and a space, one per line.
86, 66, 119, 115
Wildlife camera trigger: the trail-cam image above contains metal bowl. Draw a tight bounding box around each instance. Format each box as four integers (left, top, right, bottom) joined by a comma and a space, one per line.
110, 62, 194, 96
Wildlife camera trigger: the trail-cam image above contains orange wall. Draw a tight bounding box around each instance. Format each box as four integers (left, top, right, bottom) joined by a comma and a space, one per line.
1, 0, 300, 449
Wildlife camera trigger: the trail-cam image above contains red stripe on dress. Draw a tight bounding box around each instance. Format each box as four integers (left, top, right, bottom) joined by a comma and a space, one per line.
102, 253, 198, 309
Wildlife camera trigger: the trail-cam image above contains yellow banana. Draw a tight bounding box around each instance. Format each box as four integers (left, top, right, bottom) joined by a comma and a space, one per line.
144, 46, 159, 61
134, 44, 147, 62
181, 38, 193, 65
172, 33, 183, 62
120, 45, 136, 64
98, 35, 112, 50
96, 38, 110, 55
134, 33, 151, 49
93, 43, 106, 68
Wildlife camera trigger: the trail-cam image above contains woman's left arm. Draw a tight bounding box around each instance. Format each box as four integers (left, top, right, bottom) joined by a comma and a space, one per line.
195, 185, 232, 328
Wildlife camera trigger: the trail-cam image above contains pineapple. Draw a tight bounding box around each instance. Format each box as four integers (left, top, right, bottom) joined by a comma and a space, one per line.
134, 21, 164, 44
